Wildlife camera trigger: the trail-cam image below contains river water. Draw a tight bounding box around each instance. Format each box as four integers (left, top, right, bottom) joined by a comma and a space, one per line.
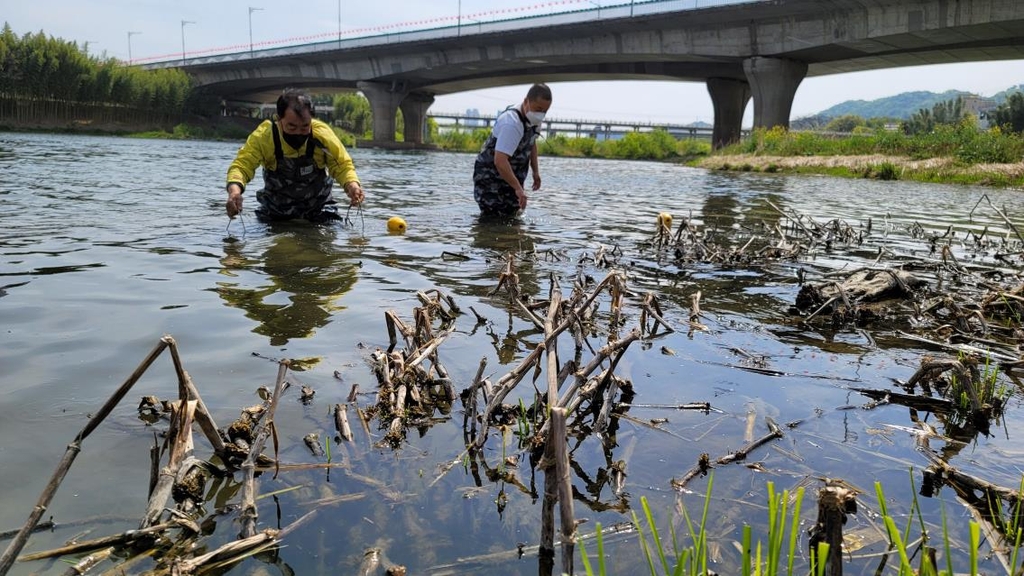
2, 131, 1023, 575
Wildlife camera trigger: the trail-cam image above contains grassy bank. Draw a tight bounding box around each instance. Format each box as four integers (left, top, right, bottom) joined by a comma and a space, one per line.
699, 124, 1024, 188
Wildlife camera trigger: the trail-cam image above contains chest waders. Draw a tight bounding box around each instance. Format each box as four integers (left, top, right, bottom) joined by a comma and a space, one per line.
255, 122, 338, 222
473, 107, 539, 217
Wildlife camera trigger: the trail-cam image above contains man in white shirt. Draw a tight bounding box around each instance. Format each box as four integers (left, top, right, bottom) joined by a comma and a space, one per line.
472, 84, 552, 217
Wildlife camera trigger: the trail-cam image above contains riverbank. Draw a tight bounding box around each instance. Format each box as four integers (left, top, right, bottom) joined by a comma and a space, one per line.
0, 115, 259, 141
695, 125, 1024, 188
696, 153, 1024, 188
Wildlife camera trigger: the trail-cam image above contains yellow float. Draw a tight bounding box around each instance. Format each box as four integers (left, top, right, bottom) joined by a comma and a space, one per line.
387, 216, 407, 234
656, 212, 673, 229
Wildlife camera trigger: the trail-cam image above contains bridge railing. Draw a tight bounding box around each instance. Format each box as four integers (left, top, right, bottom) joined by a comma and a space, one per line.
428, 112, 719, 140
143, 0, 768, 67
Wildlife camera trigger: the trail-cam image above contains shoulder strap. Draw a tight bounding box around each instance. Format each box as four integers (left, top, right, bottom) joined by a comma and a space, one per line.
504, 105, 529, 126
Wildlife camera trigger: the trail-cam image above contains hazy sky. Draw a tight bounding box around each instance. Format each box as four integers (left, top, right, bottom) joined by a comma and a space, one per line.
7, 0, 1024, 124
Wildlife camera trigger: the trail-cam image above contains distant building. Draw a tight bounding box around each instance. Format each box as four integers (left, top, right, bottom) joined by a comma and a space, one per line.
465, 108, 485, 128
962, 94, 997, 127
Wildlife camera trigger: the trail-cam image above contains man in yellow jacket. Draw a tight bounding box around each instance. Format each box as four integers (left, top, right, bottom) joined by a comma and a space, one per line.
225, 90, 365, 223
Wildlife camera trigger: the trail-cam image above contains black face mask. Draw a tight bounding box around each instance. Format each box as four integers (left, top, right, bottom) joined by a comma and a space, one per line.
282, 131, 309, 150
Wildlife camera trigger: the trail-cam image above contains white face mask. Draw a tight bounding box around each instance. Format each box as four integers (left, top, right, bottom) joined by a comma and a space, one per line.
526, 110, 546, 126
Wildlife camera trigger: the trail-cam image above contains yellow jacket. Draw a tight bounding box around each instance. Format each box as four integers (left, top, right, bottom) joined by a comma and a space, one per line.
226, 118, 360, 191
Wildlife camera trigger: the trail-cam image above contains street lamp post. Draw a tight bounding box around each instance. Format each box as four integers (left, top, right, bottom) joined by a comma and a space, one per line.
337, 0, 342, 45
457, 0, 462, 35
127, 31, 140, 64
248, 7, 262, 56
180, 20, 195, 65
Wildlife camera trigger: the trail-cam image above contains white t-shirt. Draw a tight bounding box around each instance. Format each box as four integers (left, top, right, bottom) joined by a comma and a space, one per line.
493, 109, 526, 156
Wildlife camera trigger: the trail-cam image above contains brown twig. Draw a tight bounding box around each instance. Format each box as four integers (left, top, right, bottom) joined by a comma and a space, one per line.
0, 338, 170, 576
239, 360, 289, 539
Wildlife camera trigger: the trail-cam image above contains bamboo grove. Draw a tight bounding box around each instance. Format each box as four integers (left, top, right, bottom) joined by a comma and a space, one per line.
0, 23, 193, 126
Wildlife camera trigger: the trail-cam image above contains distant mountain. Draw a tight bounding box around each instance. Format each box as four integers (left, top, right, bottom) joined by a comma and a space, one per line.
685, 120, 712, 128
991, 84, 1024, 105
815, 90, 970, 120
805, 84, 1024, 122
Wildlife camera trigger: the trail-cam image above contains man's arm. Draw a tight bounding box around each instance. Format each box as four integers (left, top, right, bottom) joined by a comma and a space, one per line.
225, 121, 271, 216
494, 151, 528, 209
315, 122, 364, 205
530, 142, 541, 191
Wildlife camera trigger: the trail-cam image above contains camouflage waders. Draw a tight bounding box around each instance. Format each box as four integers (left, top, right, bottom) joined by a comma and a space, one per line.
473, 107, 538, 217
255, 122, 338, 222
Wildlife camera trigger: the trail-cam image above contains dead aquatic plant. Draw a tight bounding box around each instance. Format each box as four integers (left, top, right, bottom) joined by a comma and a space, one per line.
899, 352, 1010, 437
367, 289, 460, 448
0, 337, 334, 576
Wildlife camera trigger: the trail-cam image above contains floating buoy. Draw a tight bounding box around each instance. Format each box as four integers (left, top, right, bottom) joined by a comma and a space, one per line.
657, 212, 673, 229
387, 216, 407, 234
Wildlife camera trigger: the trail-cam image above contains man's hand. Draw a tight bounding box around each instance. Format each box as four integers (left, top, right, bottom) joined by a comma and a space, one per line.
516, 188, 528, 210
344, 181, 365, 206
532, 173, 542, 191
226, 184, 244, 217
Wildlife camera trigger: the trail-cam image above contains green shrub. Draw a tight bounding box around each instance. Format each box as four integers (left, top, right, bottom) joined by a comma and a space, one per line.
331, 126, 356, 148
874, 161, 900, 180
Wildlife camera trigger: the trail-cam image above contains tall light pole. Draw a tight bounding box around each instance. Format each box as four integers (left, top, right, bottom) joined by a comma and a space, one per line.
180, 20, 195, 65
127, 31, 141, 64
248, 7, 262, 56
337, 0, 342, 45
457, 0, 462, 35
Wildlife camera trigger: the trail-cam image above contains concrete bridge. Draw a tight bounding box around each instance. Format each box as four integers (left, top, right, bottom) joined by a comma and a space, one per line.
149, 0, 1024, 148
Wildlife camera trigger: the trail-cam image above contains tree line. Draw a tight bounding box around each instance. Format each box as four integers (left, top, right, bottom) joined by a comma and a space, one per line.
813, 93, 1024, 137
0, 23, 194, 123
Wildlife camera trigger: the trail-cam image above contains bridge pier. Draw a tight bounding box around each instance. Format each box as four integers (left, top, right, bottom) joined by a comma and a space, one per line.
399, 92, 435, 145
743, 57, 807, 130
357, 81, 407, 144
706, 78, 750, 149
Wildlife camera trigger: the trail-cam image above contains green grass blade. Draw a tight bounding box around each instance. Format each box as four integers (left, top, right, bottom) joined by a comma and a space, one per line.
969, 521, 979, 576
641, 496, 671, 574
814, 543, 830, 576
697, 475, 713, 576
883, 515, 914, 575
742, 524, 752, 576
632, 509, 659, 576
579, 527, 595, 576
766, 483, 778, 576
940, 500, 954, 576
786, 487, 804, 576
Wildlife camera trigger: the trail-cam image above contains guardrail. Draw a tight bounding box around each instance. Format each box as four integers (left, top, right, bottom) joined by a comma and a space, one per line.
428, 112, 719, 140
142, 0, 767, 67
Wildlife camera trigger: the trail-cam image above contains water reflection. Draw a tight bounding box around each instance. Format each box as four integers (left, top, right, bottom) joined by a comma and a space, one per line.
467, 216, 546, 364
700, 193, 739, 233
469, 216, 541, 299
215, 226, 357, 346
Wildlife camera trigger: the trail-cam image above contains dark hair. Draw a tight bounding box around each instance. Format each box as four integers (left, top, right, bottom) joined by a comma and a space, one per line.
526, 83, 552, 102
276, 89, 315, 118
